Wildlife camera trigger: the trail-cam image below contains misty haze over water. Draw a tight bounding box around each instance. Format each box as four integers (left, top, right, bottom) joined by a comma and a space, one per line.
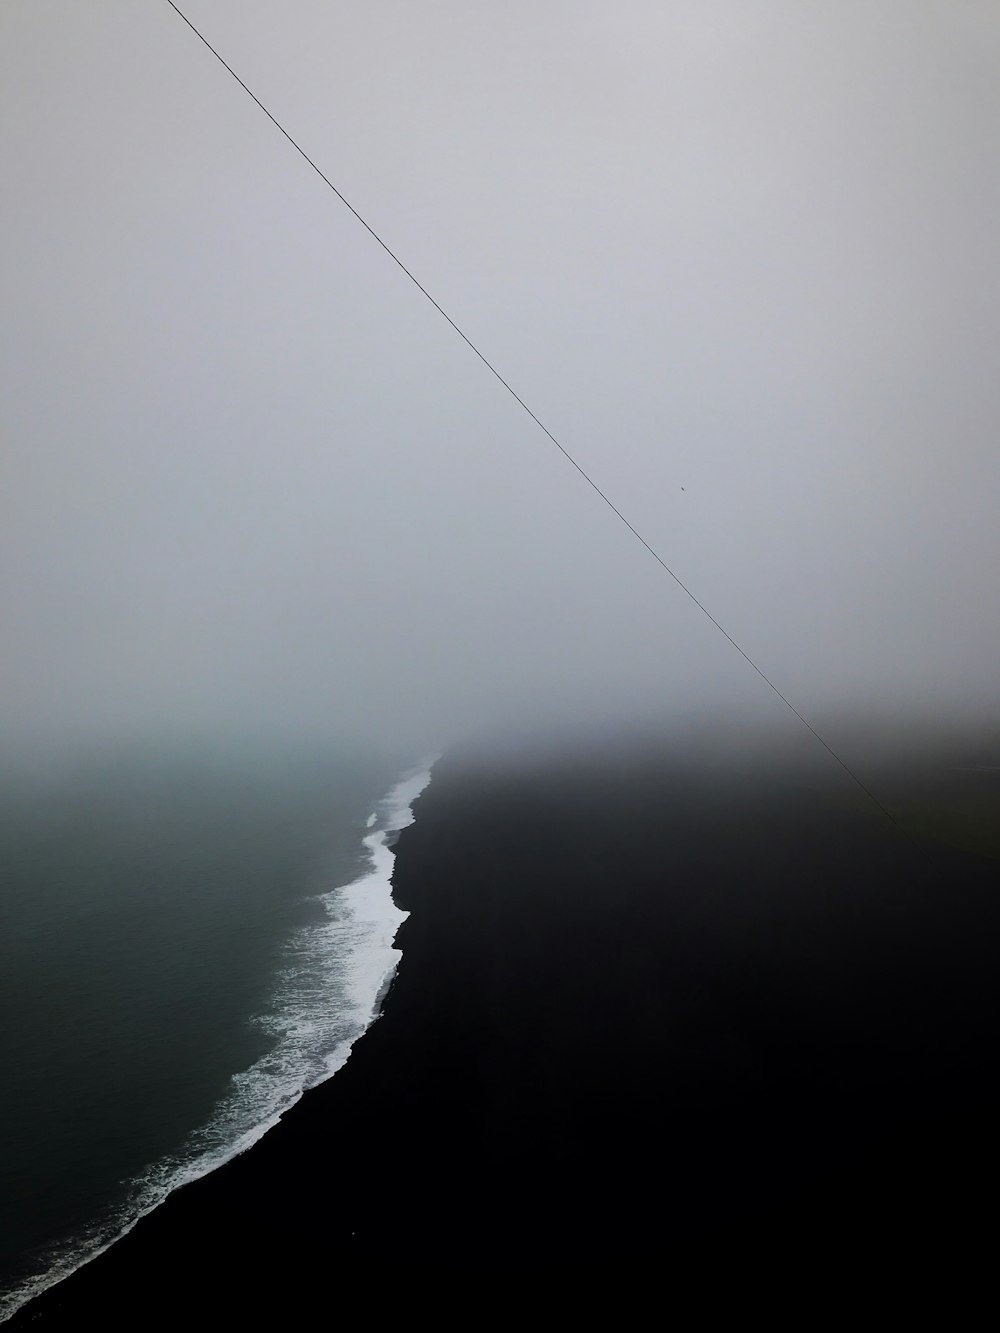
2, 1, 999, 768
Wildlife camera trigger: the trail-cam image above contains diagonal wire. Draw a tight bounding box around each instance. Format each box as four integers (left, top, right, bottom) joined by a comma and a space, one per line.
163, 0, 900, 828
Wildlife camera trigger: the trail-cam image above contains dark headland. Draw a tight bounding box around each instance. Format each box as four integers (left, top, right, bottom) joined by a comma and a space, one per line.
11, 728, 1000, 1320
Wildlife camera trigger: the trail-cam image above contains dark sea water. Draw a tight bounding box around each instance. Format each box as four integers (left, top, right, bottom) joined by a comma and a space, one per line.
0, 743, 428, 1320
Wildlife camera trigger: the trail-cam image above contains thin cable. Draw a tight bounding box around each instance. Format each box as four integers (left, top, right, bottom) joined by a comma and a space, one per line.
163, 0, 900, 828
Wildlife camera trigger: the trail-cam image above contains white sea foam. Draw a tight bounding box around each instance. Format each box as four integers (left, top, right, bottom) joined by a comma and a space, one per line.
0, 758, 437, 1325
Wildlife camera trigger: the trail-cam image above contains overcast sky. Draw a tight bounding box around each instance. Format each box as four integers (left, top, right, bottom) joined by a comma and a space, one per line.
3, 1, 999, 761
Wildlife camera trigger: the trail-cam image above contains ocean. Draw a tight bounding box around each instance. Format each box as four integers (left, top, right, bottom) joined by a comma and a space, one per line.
0, 744, 431, 1321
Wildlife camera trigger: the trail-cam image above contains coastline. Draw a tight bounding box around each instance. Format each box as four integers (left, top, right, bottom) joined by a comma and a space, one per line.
10, 740, 1000, 1319
2, 760, 430, 1324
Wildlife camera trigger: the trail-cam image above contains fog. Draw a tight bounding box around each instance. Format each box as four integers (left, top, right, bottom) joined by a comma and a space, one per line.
3, 1, 998, 766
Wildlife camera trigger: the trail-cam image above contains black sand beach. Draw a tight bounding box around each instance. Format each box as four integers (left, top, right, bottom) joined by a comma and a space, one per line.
11, 737, 1000, 1320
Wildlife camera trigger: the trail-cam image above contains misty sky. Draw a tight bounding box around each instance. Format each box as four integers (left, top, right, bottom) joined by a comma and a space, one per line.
3, 1, 999, 759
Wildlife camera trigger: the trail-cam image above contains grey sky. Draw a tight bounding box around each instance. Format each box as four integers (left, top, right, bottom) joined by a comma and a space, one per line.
3, 1, 999, 759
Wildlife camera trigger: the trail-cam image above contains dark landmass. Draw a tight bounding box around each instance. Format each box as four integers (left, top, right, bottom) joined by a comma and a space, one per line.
11, 736, 1000, 1320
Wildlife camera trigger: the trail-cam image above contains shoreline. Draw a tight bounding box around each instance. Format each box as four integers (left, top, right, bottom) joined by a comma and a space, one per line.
2, 761, 431, 1325
10, 741, 1000, 1318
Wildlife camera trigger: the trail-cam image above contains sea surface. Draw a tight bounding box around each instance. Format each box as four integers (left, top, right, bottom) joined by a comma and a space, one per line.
0, 743, 431, 1321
